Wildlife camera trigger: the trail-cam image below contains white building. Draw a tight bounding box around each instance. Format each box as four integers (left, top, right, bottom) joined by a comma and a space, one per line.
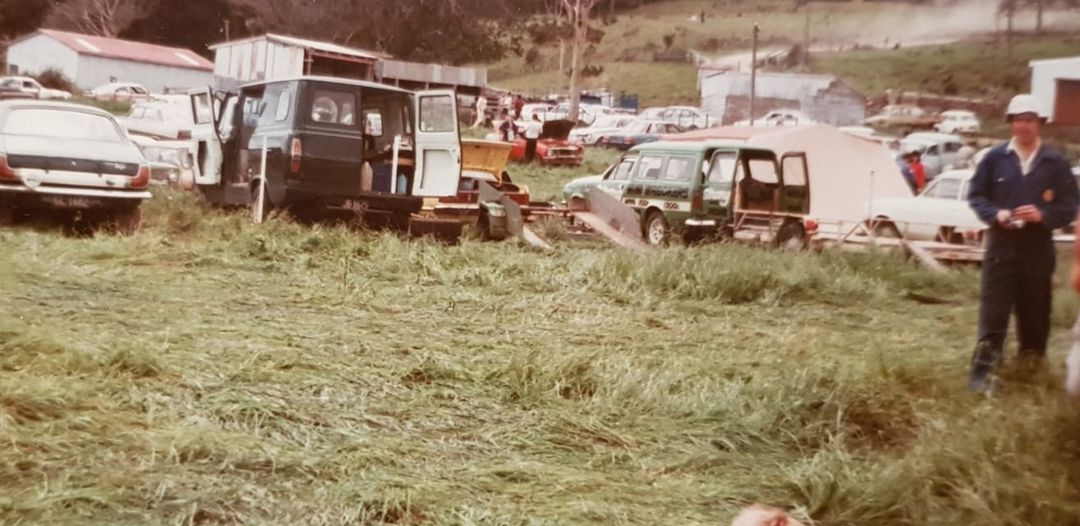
698, 69, 866, 126
1029, 56, 1080, 125
4, 29, 213, 93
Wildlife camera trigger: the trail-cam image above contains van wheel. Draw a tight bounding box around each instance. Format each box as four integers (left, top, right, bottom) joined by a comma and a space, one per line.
109, 206, 142, 235
774, 221, 807, 250
644, 210, 669, 246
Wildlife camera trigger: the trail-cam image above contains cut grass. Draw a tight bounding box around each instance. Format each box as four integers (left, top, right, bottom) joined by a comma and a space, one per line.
2, 187, 1080, 524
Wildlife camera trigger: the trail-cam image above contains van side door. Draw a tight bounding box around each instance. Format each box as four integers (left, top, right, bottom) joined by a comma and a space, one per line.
702, 150, 738, 218
412, 90, 462, 197
779, 152, 810, 214
190, 88, 223, 185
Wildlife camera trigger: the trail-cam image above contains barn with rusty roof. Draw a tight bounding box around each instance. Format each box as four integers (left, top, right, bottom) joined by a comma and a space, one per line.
4, 29, 213, 93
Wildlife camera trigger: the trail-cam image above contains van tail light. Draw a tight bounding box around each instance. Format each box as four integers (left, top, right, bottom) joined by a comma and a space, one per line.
692, 189, 703, 211
290, 138, 302, 174
804, 218, 819, 234
130, 165, 151, 188
0, 155, 16, 181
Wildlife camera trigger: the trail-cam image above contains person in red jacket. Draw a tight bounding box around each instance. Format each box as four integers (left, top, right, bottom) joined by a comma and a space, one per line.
907, 150, 927, 192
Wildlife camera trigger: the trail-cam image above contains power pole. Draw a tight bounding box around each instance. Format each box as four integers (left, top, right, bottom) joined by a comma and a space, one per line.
224, 20, 231, 41
750, 23, 759, 126
802, 4, 810, 68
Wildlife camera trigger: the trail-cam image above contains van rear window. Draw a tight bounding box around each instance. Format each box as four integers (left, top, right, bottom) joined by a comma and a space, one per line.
309, 89, 358, 126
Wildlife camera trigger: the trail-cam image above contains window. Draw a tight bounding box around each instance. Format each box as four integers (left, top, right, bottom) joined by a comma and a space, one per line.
610, 155, 637, 181
2, 108, 124, 142
129, 106, 146, 119
192, 93, 213, 125
944, 142, 962, 153
926, 145, 939, 156
707, 152, 737, 183
363, 109, 383, 136
309, 88, 357, 126
745, 157, 779, 183
926, 177, 962, 199
273, 89, 292, 122
663, 156, 696, 182
636, 156, 664, 181
419, 95, 455, 133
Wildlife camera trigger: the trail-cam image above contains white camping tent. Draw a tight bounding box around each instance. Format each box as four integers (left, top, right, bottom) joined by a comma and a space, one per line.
668, 124, 912, 226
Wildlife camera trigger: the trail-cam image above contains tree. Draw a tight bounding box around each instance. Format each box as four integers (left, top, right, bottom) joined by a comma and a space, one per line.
0, 0, 56, 44
560, 0, 601, 123
122, 0, 239, 56
48, 0, 152, 37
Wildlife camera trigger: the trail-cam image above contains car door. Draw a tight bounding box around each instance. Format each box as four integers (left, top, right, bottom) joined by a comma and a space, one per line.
923, 144, 942, 178
702, 149, 738, 219
412, 90, 462, 197
190, 89, 224, 185
598, 152, 637, 199
779, 153, 810, 214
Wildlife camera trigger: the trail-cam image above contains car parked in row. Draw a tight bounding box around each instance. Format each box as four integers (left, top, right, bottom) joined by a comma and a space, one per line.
868, 169, 983, 243
569, 114, 638, 145
934, 110, 980, 134
864, 104, 938, 130
657, 106, 715, 129
85, 82, 152, 102
0, 100, 151, 232
0, 76, 72, 100
734, 110, 814, 128
119, 96, 195, 140
600, 120, 683, 150
900, 131, 965, 180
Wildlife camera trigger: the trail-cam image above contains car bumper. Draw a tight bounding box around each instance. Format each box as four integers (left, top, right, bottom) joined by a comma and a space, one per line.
0, 183, 151, 200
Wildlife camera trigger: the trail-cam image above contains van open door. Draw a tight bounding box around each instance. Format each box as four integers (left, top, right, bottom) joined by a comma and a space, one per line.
412, 90, 462, 197
779, 152, 810, 214
189, 88, 223, 186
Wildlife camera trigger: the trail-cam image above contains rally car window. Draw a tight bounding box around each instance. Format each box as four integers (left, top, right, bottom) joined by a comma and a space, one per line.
610, 155, 638, 181
636, 156, 665, 181
663, 156, 696, 182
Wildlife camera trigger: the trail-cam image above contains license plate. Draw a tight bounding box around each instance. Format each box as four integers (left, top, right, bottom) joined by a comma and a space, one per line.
43, 196, 97, 209
343, 199, 368, 212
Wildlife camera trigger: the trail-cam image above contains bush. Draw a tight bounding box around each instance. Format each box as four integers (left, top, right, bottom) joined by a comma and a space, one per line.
34, 68, 77, 94
524, 47, 542, 67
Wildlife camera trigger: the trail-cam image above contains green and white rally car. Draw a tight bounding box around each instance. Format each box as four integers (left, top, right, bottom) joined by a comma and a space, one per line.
562, 141, 812, 246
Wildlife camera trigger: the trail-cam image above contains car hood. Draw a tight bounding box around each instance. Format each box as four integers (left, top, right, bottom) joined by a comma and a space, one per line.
541, 119, 575, 140
563, 174, 603, 195
461, 139, 512, 179
2, 134, 143, 164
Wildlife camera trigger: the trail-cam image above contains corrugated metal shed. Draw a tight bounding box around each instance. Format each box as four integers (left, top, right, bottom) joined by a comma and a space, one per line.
376, 60, 486, 89
699, 70, 866, 126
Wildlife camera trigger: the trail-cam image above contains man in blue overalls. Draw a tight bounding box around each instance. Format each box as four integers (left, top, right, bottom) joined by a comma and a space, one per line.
968, 94, 1079, 393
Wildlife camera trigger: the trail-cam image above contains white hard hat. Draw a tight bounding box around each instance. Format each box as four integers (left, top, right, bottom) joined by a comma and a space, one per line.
1005, 94, 1046, 120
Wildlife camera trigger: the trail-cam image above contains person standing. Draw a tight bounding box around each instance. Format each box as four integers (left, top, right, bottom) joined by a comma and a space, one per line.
472, 96, 488, 129
497, 109, 514, 142
524, 115, 543, 163
967, 94, 1080, 393
907, 150, 927, 193
513, 95, 525, 121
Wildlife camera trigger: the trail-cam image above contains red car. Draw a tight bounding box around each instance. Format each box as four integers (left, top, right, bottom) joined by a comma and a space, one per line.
509, 119, 584, 167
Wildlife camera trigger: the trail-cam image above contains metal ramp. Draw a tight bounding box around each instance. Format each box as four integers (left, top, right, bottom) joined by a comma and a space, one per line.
569, 188, 646, 250
478, 182, 553, 251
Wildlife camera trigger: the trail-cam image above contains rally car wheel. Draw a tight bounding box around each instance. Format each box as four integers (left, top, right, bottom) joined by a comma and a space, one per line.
644, 210, 669, 246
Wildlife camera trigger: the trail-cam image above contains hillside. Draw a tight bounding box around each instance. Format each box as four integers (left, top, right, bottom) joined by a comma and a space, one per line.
487, 0, 1080, 108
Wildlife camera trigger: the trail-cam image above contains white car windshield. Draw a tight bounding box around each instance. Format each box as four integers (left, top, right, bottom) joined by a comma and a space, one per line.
3, 109, 124, 142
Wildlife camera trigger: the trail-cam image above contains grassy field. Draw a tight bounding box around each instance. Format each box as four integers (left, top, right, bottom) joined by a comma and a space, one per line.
3, 158, 1080, 524
486, 0, 1080, 108
810, 32, 1080, 103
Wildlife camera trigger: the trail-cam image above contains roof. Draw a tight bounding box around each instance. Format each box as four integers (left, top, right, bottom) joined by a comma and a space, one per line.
210, 34, 384, 62
0, 99, 114, 117
629, 140, 762, 153
1029, 56, 1080, 68
378, 59, 487, 88
26, 30, 213, 71
240, 75, 410, 94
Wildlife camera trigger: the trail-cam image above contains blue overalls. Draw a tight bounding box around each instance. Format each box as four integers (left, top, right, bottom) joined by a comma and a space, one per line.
967, 143, 1079, 390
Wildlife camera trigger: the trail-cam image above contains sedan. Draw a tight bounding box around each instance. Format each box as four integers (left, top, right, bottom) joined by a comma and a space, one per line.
600, 120, 683, 150
569, 115, 638, 145
869, 170, 983, 243
0, 101, 152, 232
85, 82, 152, 102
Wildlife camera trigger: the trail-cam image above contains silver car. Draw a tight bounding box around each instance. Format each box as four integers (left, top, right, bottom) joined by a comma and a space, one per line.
0, 101, 152, 232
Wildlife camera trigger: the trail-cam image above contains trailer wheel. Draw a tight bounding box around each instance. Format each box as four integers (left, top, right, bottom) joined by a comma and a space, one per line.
774, 221, 807, 250
644, 210, 669, 246
872, 220, 901, 239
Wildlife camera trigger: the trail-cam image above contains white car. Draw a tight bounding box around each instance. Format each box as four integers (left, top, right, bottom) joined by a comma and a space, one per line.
869, 170, 983, 243
935, 110, 981, 134
734, 109, 814, 128
85, 82, 152, 102
118, 97, 194, 140
0, 76, 72, 100
657, 106, 714, 129
901, 132, 965, 180
569, 115, 638, 145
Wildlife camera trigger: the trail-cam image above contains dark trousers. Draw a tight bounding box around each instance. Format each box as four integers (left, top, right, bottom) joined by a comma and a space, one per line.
525, 139, 538, 163
970, 239, 1055, 386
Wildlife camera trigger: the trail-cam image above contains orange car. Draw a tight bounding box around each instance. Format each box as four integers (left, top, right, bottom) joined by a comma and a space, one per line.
509, 119, 584, 167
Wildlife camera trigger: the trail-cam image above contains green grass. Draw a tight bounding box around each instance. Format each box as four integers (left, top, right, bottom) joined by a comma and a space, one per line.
809, 32, 1080, 102
2, 188, 1080, 524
